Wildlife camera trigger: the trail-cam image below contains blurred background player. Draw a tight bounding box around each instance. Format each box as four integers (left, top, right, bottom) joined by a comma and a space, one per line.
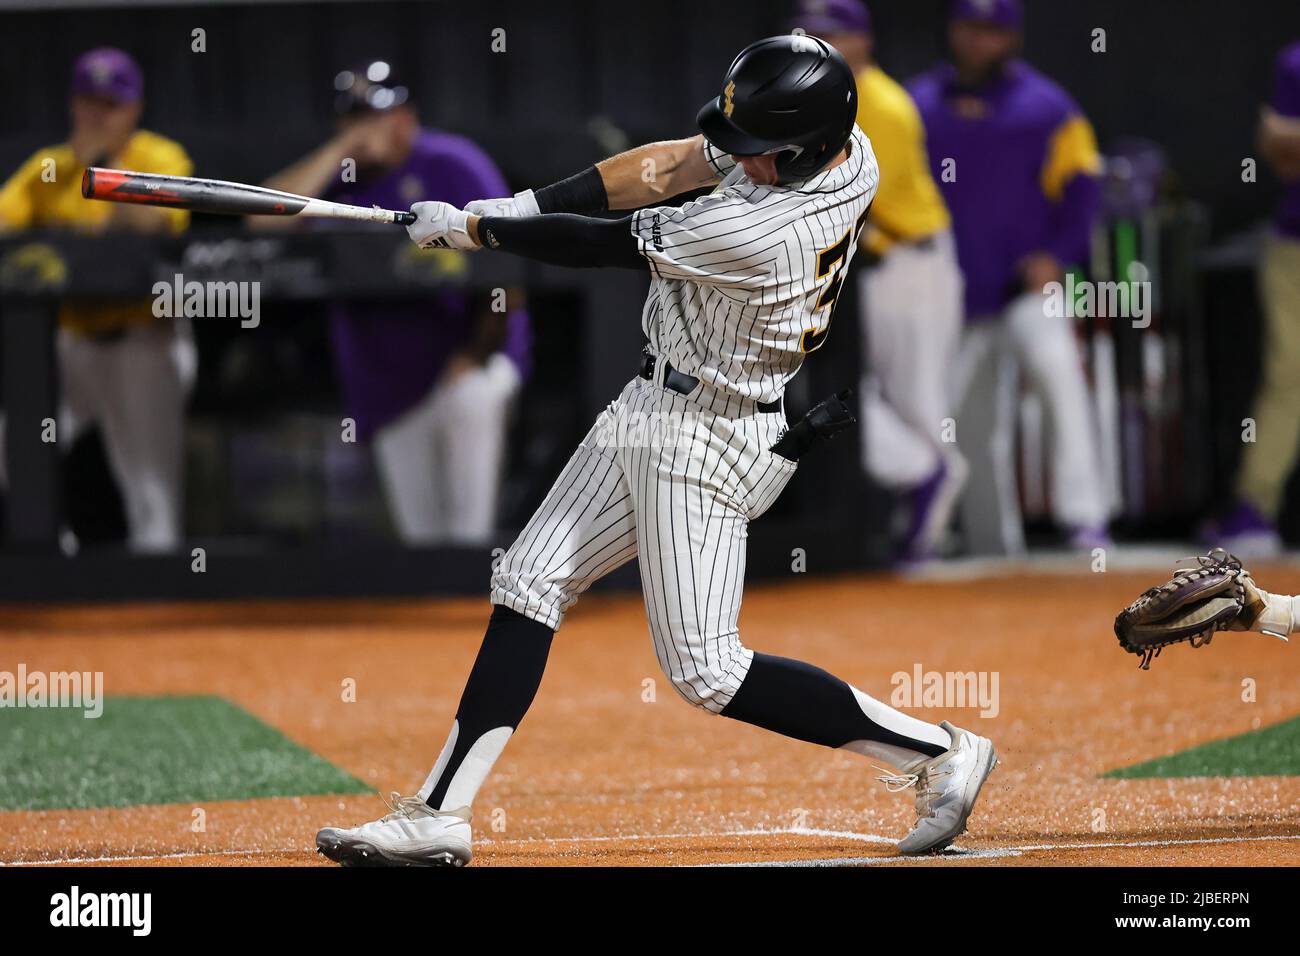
1206, 40, 1300, 556
253, 62, 530, 545
0, 47, 193, 552
792, 0, 966, 562
909, 0, 1109, 555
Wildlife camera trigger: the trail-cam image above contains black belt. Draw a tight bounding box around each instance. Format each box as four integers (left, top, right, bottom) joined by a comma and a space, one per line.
639, 353, 780, 414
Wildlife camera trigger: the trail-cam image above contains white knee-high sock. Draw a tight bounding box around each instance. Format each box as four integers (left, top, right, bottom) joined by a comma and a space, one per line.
721, 653, 952, 771
840, 686, 953, 770
418, 605, 553, 813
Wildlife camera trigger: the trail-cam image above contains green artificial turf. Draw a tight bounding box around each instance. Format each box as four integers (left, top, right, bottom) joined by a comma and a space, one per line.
0, 695, 370, 811
1105, 715, 1300, 778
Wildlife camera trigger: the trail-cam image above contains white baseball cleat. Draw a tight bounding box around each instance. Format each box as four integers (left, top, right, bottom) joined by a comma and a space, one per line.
878, 721, 997, 855
316, 793, 473, 867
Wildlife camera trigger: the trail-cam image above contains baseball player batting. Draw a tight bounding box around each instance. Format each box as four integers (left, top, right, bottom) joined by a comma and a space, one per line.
316, 35, 997, 866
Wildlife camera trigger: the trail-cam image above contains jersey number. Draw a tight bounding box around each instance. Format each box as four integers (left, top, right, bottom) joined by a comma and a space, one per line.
800, 204, 871, 353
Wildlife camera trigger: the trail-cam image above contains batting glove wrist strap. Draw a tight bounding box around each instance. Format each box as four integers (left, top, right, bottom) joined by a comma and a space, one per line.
512, 189, 541, 217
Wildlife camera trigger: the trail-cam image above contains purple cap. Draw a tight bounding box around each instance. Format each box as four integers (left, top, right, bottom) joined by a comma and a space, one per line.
789, 0, 871, 37
71, 47, 144, 103
950, 0, 1023, 30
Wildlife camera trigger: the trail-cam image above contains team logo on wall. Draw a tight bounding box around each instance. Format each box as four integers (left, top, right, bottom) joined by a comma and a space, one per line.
392, 243, 469, 285
0, 242, 68, 292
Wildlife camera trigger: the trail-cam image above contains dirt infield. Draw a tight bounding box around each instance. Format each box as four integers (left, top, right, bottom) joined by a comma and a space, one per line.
2, 565, 1298, 867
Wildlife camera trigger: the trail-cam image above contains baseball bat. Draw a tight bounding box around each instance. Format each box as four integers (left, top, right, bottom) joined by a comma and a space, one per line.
81, 167, 417, 226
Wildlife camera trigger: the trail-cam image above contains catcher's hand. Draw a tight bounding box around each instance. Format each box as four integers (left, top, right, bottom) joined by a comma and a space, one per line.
1113, 548, 1278, 669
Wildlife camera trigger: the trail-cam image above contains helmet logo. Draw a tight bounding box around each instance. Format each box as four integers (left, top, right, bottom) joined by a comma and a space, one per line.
723, 80, 736, 117
790, 32, 819, 54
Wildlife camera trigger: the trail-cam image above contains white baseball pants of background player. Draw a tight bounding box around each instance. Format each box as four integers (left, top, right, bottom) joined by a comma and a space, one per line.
372, 352, 520, 546
0, 318, 192, 552
857, 231, 966, 549
953, 291, 1109, 555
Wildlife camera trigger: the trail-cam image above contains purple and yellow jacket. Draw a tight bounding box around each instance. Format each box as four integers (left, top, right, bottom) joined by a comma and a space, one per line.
908, 60, 1102, 318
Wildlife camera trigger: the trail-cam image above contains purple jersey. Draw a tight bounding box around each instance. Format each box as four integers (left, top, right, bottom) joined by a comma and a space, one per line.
325, 129, 531, 440
909, 61, 1102, 317
1272, 42, 1300, 239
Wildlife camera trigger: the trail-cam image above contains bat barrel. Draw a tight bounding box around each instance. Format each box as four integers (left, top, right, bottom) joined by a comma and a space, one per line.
83, 166, 415, 226
82, 167, 136, 201
83, 166, 310, 216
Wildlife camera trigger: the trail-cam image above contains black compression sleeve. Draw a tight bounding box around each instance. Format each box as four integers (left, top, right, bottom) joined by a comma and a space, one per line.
533, 165, 609, 215
477, 214, 645, 270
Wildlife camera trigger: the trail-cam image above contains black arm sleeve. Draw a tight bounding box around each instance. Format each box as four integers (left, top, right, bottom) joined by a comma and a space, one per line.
533, 165, 609, 215
477, 214, 646, 270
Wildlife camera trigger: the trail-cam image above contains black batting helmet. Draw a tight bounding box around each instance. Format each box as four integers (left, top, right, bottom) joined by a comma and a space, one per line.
697, 35, 857, 183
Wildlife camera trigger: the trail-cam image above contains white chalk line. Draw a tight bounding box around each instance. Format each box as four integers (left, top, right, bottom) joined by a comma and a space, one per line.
1, 848, 288, 866
700, 830, 1300, 867
0, 827, 884, 866
4, 828, 1298, 867
999, 832, 1300, 853
478, 825, 896, 847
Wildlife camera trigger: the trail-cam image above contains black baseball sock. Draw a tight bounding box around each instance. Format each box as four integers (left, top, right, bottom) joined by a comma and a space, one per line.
721, 652, 949, 765
421, 604, 554, 811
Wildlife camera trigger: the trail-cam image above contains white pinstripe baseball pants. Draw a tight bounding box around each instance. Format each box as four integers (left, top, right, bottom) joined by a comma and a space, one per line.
490, 373, 796, 712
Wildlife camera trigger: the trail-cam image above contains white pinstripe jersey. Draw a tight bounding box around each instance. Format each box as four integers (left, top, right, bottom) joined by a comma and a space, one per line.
630, 125, 879, 408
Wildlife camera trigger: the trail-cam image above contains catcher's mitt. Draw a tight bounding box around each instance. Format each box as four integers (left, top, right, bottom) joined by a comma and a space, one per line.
1114, 549, 1270, 669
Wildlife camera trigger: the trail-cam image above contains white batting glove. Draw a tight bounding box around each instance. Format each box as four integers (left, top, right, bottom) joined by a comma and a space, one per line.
464, 189, 540, 219
407, 201, 477, 250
